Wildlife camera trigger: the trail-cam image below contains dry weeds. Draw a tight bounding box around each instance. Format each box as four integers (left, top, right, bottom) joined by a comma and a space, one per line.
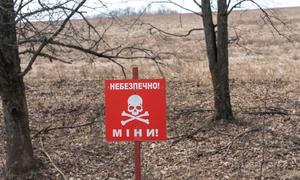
0, 7, 299, 180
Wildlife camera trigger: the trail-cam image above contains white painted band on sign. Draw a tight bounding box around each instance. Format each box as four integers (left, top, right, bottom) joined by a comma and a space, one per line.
109, 82, 160, 90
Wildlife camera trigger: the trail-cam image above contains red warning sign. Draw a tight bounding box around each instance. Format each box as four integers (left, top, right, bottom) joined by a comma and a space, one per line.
105, 79, 166, 141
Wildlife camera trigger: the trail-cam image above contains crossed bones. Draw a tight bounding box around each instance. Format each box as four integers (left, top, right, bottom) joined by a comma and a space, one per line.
121, 111, 149, 126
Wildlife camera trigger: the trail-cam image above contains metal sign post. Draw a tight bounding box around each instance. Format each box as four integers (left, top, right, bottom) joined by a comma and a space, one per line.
132, 67, 141, 180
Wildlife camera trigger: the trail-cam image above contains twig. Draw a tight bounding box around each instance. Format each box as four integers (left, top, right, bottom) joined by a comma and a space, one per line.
32, 124, 52, 139
223, 126, 261, 156
176, 108, 215, 116
40, 138, 67, 180
19, 50, 72, 64
151, 0, 202, 16
33, 120, 99, 139
46, 120, 99, 132
248, 0, 292, 42
243, 106, 291, 116
198, 125, 298, 157
244, 111, 289, 116
227, 0, 248, 15
19, 0, 87, 77
259, 120, 266, 179
171, 116, 212, 144
259, 87, 269, 179
145, 22, 203, 37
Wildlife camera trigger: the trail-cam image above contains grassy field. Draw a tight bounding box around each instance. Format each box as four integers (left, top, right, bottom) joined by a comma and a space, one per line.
22, 7, 300, 81
0, 7, 300, 179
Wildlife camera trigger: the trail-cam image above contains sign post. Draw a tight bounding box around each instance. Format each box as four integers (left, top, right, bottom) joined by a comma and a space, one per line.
132, 67, 141, 180
105, 67, 166, 180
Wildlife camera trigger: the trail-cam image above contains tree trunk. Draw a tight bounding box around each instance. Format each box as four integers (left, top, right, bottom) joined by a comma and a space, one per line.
0, 0, 36, 176
201, 0, 234, 122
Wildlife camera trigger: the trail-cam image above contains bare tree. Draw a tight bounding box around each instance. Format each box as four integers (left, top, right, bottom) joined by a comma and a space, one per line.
0, 0, 36, 176
198, 0, 289, 121
0, 0, 159, 177
200, 0, 234, 121
143, 0, 289, 122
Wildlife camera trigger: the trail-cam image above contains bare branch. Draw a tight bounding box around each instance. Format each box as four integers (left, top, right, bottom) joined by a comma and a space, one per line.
19, 49, 72, 64
154, 0, 202, 16
193, 0, 202, 9
248, 0, 292, 42
19, 0, 87, 77
144, 22, 203, 37
16, 1, 74, 22
46, 40, 156, 60
33, 120, 100, 139
227, 0, 249, 15
40, 138, 67, 180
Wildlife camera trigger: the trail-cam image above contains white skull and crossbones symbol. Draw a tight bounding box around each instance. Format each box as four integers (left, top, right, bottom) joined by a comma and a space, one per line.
121, 94, 149, 126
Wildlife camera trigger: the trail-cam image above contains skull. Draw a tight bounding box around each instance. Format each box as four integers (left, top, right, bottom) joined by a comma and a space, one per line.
127, 94, 143, 116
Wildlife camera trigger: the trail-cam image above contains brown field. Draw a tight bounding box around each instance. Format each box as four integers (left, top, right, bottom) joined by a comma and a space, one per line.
1, 7, 300, 179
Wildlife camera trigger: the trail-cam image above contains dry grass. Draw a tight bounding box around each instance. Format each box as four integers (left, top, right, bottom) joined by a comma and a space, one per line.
22, 7, 300, 82
0, 7, 299, 179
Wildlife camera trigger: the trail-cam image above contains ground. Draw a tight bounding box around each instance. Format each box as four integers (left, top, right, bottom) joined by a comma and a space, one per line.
1, 79, 299, 179
0, 6, 300, 180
